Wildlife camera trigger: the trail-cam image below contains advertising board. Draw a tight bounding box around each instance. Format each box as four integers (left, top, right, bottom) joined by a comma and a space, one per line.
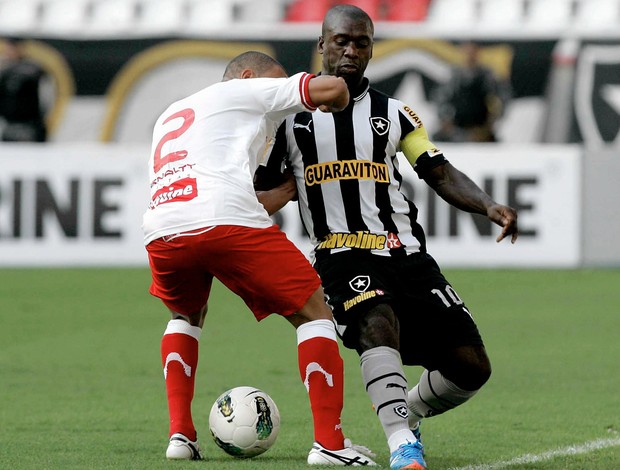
0, 143, 581, 267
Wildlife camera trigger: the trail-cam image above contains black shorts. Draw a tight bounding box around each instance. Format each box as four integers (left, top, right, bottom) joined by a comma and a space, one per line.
314, 250, 484, 367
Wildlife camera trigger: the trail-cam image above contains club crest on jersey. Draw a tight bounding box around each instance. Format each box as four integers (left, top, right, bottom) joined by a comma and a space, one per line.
370, 117, 390, 135
349, 275, 370, 293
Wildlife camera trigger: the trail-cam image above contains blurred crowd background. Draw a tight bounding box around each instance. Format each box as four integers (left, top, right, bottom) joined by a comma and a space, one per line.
0, 0, 618, 34
1, 0, 619, 146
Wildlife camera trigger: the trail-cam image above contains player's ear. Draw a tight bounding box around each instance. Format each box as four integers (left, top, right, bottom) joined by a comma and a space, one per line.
317, 36, 324, 54
240, 68, 255, 79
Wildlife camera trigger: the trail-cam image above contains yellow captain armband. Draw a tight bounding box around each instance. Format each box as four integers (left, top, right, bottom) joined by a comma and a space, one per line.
400, 127, 439, 166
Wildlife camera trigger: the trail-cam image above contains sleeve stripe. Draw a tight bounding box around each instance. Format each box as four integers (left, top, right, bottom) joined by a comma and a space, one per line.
299, 72, 317, 111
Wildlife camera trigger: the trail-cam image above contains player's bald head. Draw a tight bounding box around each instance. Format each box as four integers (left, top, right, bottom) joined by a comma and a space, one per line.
321, 4, 374, 37
222, 51, 286, 80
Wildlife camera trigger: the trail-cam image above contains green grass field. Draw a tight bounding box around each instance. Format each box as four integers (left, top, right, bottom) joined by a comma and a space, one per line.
1, 268, 619, 469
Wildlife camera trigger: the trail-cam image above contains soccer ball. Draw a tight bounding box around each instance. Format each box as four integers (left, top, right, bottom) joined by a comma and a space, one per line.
208, 386, 280, 458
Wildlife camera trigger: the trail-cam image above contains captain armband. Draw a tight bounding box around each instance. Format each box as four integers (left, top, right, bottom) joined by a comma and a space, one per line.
400, 127, 443, 166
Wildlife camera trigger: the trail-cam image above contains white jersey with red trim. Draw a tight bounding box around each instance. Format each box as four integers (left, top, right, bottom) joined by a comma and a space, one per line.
142, 72, 316, 245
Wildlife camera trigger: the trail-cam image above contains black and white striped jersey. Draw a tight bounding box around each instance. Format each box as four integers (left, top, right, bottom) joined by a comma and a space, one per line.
264, 78, 448, 258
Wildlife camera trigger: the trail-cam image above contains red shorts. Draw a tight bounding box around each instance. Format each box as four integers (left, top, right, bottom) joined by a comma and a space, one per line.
146, 225, 321, 320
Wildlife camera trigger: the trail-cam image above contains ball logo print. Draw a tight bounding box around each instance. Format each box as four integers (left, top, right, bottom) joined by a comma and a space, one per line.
253, 396, 275, 440
209, 386, 280, 458
217, 393, 234, 419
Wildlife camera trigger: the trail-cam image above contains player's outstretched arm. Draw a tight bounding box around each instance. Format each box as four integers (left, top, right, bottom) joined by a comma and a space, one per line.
308, 75, 350, 112
424, 162, 519, 243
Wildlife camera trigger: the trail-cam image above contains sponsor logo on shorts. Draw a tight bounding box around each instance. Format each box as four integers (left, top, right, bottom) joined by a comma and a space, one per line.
343, 289, 384, 311
316, 231, 402, 251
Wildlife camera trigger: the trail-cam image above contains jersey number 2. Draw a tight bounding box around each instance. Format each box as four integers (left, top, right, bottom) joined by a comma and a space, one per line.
153, 108, 195, 173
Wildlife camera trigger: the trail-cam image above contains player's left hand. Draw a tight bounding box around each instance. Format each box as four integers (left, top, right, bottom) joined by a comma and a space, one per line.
487, 204, 518, 244
282, 168, 298, 201
318, 104, 342, 113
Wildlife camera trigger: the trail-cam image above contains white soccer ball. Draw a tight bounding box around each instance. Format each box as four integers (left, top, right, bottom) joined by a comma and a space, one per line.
208, 386, 280, 458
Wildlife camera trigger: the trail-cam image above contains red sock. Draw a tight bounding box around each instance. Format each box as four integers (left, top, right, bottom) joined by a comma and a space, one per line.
297, 319, 345, 450
161, 319, 201, 441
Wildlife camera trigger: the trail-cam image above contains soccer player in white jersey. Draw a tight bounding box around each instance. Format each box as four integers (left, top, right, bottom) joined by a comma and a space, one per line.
257, 7, 519, 470
143, 51, 376, 466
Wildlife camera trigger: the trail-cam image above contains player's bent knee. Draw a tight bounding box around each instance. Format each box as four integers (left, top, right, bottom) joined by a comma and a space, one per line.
297, 287, 334, 322
170, 304, 206, 327
444, 345, 492, 390
357, 304, 400, 352
471, 358, 492, 389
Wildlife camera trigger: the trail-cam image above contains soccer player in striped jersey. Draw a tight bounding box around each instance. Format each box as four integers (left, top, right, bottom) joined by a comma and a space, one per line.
256, 6, 519, 470
143, 51, 376, 465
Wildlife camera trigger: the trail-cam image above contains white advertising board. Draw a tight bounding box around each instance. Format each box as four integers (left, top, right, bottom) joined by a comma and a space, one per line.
408, 144, 582, 267
0, 143, 581, 267
0, 144, 150, 266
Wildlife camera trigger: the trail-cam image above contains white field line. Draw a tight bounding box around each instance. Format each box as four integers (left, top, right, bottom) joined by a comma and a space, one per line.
450, 437, 620, 470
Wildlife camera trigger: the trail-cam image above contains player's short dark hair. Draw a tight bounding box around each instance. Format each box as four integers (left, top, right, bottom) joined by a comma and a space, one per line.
322, 4, 374, 36
222, 51, 284, 80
